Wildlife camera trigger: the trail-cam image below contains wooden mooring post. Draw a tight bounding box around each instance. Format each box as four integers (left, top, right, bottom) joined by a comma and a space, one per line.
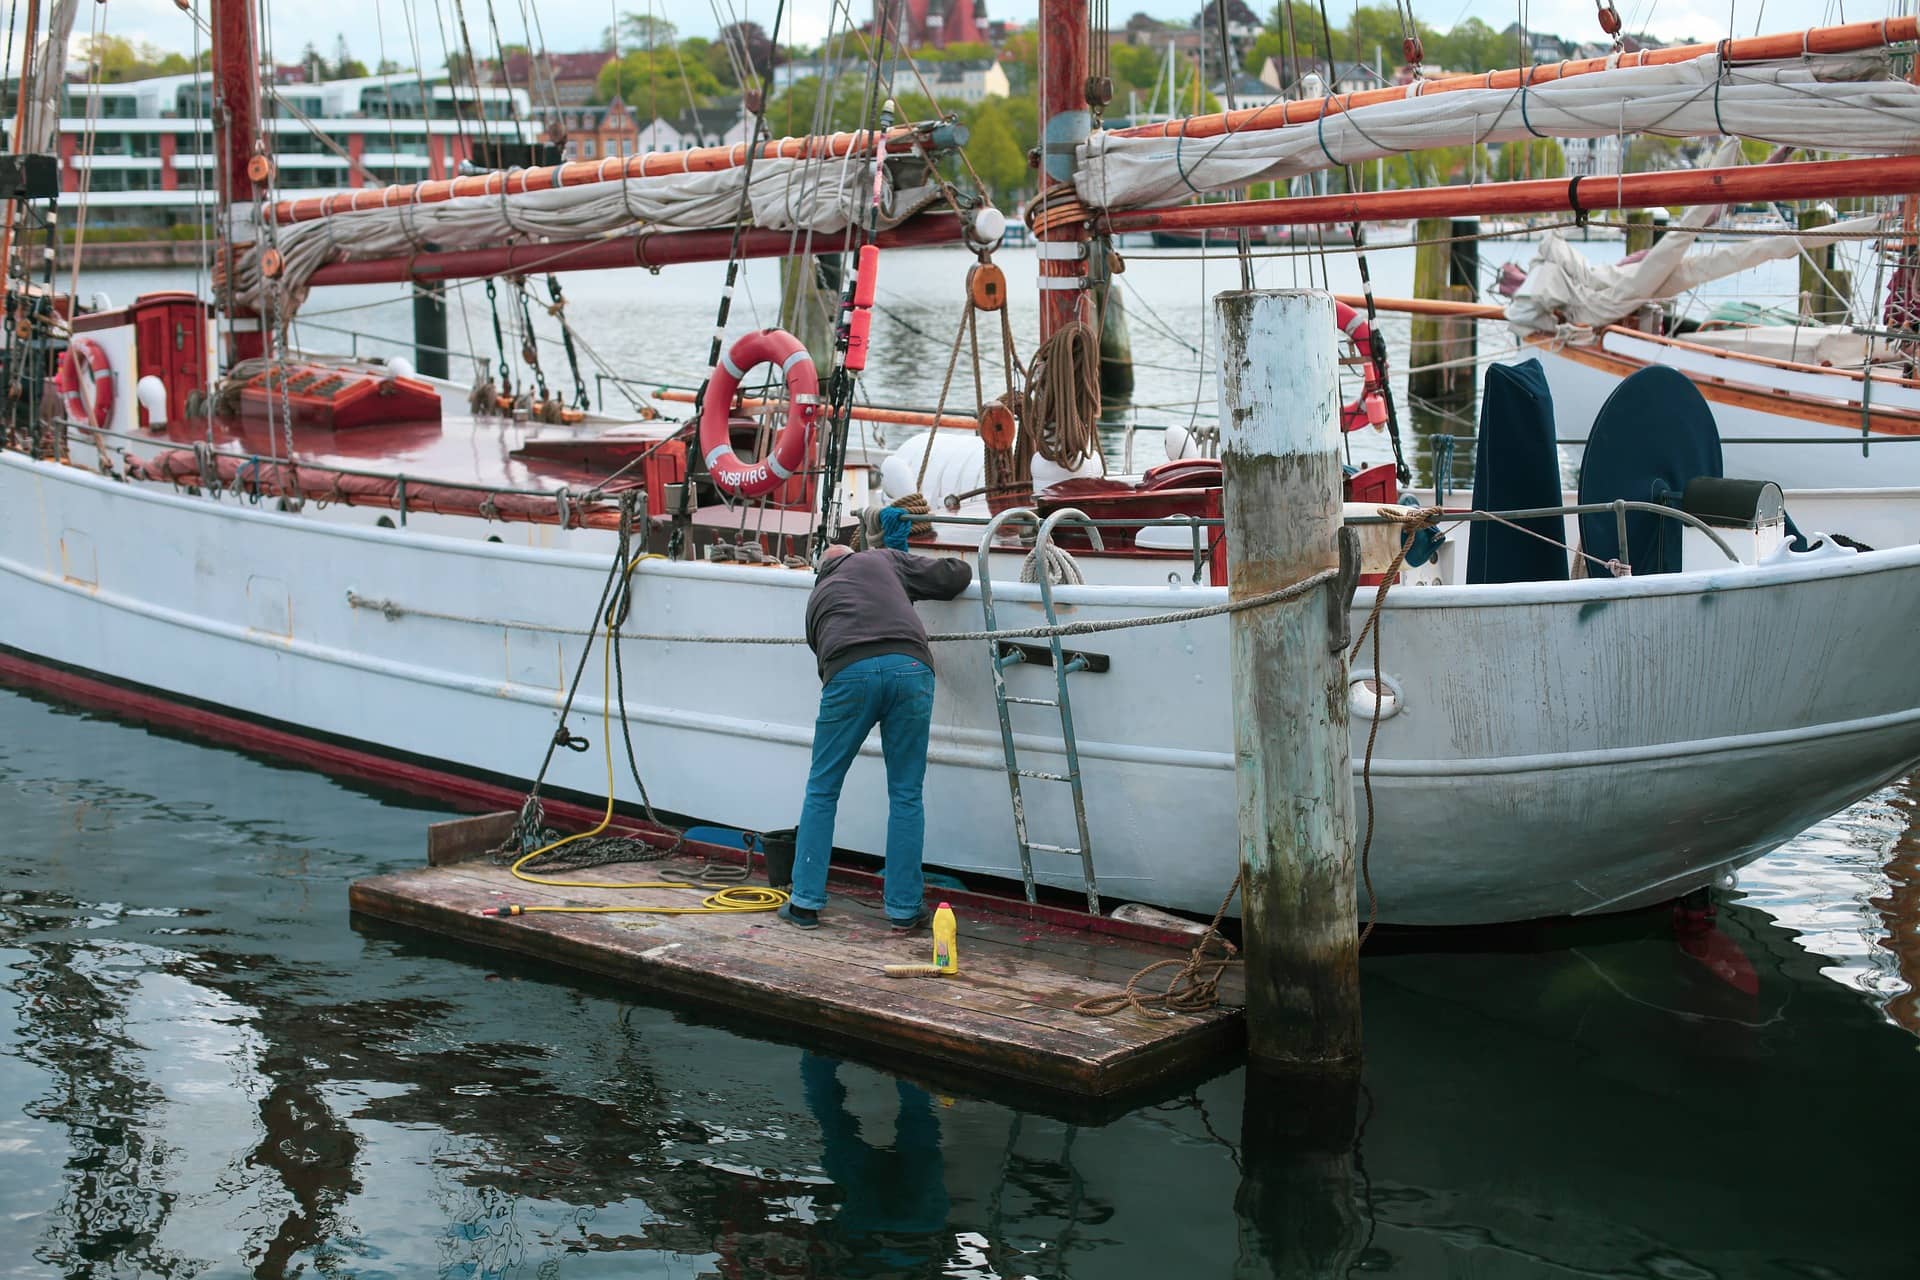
412, 278, 449, 380
1215, 289, 1362, 1073
1409, 218, 1478, 404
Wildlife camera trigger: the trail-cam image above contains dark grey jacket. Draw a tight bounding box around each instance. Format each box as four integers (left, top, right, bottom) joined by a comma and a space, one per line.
804, 549, 973, 684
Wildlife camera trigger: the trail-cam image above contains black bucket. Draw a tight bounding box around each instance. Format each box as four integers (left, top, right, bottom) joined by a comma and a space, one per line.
754, 827, 797, 890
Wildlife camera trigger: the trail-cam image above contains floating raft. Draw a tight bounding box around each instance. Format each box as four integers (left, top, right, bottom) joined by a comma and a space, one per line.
350, 821, 1244, 1102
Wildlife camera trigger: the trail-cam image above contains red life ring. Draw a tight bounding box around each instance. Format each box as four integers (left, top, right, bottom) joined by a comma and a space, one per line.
1335, 300, 1389, 434
55, 337, 115, 428
698, 328, 819, 498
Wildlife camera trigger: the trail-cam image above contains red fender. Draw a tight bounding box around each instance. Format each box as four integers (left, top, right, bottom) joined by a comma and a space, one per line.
55, 337, 115, 429
698, 329, 818, 499
1335, 300, 1389, 433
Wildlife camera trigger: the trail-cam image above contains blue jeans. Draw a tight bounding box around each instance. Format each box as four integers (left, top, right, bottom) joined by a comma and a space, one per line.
791, 654, 935, 919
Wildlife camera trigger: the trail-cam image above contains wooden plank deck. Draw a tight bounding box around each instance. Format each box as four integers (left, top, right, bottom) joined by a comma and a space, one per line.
349, 853, 1245, 1101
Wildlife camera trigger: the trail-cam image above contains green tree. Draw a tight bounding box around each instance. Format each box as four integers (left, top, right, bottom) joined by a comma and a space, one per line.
78, 35, 196, 82
596, 47, 725, 108
963, 100, 1028, 201
613, 12, 678, 50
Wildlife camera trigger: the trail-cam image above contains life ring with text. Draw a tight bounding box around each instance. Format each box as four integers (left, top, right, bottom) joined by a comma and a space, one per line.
56, 337, 115, 428
699, 329, 818, 498
1336, 300, 1389, 434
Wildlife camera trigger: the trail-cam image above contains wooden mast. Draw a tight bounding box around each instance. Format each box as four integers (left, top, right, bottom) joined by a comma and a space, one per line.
0, 0, 42, 289
213, 0, 266, 361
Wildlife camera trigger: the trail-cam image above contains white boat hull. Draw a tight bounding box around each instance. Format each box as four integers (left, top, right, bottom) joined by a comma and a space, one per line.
9, 451, 1920, 925
1526, 332, 1920, 493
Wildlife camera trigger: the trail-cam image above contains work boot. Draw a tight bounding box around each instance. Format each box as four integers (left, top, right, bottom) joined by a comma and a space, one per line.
778, 903, 820, 931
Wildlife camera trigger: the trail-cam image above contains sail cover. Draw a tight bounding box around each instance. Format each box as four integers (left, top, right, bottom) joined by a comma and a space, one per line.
1076, 53, 1920, 210
235, 155, 943, 309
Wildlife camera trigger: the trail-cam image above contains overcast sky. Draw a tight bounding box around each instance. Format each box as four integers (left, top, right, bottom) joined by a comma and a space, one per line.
58, 0, 1887, 75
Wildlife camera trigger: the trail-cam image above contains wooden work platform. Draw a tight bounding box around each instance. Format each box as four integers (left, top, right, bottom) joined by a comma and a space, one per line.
349, 848, 1245, 1102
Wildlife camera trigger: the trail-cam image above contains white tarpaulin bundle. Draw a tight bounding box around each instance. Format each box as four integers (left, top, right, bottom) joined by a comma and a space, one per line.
240, 155, 941, 309
1504, 213, 1883, 333
1504, 140, 1886, 333
1076, 52, 1920, 210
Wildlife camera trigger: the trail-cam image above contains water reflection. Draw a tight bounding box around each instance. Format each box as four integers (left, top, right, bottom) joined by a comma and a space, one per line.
1870, 777, 1920, 1033
802, 1052, 949, 1275
3, 684, 1919, 1278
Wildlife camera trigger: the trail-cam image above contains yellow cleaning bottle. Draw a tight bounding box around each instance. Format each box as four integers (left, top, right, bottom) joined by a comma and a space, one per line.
932, 902, 958, 974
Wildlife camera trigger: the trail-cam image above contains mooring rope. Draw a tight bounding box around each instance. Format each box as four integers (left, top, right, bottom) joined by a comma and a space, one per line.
1024, 319, 1102, 469
1074, 874, 1242, 1019
1348, 504, 1442, 945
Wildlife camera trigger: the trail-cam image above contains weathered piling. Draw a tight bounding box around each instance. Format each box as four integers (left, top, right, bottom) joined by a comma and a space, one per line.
1410, 218, 1477, 403
412, 279, 448, 379
1799, 205, 1852, 322
1096, 276, 1136, 400
780, 254, 838, 371
1215, 289, 1362, 1072
1234, 1071, 1363, 1277
1624, 209, 1655, 255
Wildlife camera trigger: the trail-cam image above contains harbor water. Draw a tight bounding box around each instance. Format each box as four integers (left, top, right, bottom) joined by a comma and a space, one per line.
7, 243, 1917, 1277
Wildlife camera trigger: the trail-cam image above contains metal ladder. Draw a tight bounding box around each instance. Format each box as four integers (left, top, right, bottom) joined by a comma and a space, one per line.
976, 507, 1102, 914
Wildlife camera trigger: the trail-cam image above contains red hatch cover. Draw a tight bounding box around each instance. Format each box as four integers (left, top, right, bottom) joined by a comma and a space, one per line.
236, 364, 442, 431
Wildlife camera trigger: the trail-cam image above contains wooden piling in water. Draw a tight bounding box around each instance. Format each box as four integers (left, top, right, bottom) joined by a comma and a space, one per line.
1097, 275, 1136, 401
1214, 289, 1362, 1073
412, 279, 448, 380
1624, 210, 1655, 256
1410, 218, 1477, 403
1799, 205, 1852, 323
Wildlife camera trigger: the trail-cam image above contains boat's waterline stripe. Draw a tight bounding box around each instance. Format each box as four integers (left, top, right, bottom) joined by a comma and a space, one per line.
8, 550, 1920, 783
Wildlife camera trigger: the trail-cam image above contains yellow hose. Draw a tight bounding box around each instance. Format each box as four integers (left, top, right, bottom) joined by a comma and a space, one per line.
490, 608, 789, 919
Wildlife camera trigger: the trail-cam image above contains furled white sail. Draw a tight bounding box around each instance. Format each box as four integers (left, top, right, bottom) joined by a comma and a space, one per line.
237, 155, 941, 309
1076, 53, 1920, 210
20, 0, 80, 155
1505, 140, 1885, 334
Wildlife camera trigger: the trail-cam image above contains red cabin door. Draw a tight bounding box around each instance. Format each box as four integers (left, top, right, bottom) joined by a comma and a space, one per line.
130, 292, 208, 429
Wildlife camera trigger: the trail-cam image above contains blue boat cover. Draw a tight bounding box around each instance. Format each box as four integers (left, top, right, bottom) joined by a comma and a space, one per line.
1468, 359, 1569, 584
1577, 365, 1722, 576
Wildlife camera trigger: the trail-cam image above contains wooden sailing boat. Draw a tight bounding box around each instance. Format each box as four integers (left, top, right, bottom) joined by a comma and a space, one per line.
7, 1, 1920, 924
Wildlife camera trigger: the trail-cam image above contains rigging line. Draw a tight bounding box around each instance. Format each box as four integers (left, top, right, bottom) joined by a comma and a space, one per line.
1214, 0, 1254, 289
688, 0, 787, 422
447, 0, 490, 142
428, 0, 471, 158
480, 0, 526, 134
515, 0, 558, 116
658, 13, 707, 132
401, 0, 439, 170
373, 2, 400, 166
66, 0, 106, 306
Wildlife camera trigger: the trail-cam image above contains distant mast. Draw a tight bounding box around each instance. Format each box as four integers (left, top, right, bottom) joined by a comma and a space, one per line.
212, 0, 266, 361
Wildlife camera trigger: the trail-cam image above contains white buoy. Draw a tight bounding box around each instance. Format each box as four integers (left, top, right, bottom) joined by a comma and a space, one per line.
971, 206, 1007, 248
386, 356, 416, 379
1162, 421, 1196, 460
135, 375, 168, 427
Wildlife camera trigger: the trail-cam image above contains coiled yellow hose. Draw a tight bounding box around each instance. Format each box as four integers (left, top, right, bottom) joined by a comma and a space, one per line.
487, 605, 789, 919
